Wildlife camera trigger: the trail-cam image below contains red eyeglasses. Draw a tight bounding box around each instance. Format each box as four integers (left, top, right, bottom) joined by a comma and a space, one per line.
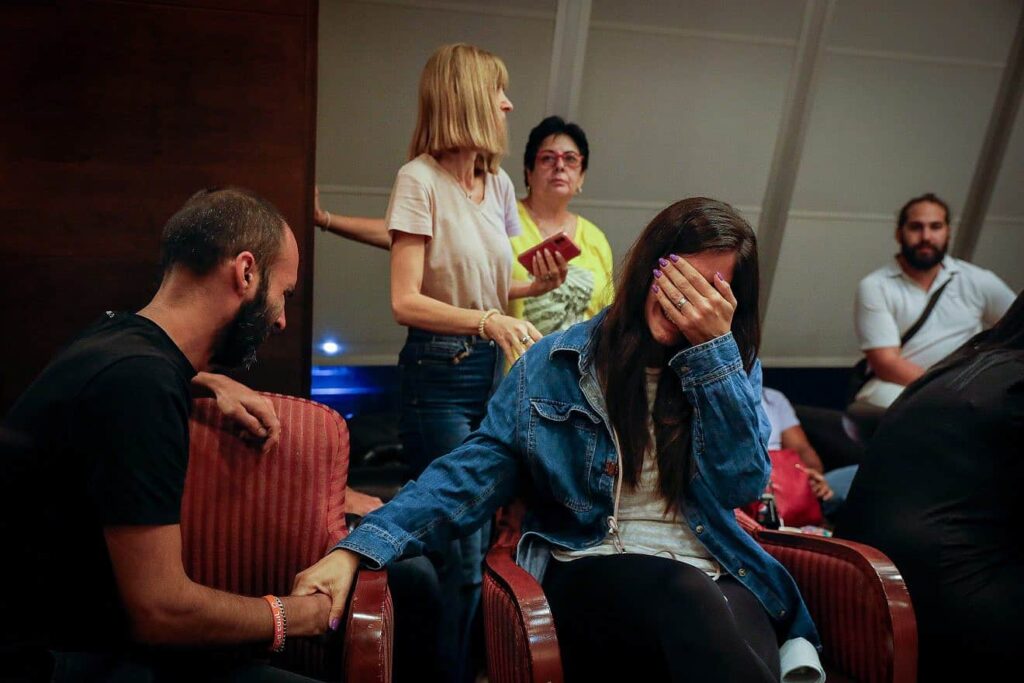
536, 150, 584, 170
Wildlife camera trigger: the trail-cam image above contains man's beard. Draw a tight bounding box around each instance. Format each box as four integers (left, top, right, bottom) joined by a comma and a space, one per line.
900, 240, 947, 271
211, 277, 275, 370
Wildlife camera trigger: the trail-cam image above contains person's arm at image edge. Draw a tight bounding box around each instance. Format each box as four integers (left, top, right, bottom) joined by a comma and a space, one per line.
314, 186, 390, 250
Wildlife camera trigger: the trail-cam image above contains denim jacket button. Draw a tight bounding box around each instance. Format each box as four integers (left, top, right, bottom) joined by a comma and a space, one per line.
694, 524, 705, 534
778, 609, 786, 617
737, 567, 747, 577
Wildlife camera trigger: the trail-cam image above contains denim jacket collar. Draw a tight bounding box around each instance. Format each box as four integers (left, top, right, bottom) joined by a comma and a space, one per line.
548, 308, 606, 374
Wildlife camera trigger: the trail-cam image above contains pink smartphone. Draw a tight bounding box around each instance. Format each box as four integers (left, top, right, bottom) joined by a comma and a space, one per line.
517, 231, 581, 271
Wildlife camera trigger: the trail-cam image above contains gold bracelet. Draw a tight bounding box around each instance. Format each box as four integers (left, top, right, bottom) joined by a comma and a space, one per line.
478, 308, 500, 340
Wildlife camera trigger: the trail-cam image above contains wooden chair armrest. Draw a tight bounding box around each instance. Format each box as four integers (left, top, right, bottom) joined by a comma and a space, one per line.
757, 529, 917, 683
483, 543, 562, 683
344, 568, 393, 683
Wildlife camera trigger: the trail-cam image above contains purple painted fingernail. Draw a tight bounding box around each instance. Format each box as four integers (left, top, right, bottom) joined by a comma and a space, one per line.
715, 271, 724, 281
653, 269, 662, 278
658, 257, 669, 267
651, 284, 660, 293
329, 617, 340, 631
669, 254, 679, 262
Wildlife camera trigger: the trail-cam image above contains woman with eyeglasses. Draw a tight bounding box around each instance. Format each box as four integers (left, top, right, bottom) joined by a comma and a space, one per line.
317, 116, 613, 338
509, 116, 614, 335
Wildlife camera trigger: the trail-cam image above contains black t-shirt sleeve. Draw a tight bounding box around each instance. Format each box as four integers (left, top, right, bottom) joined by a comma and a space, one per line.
79, 356, 191, 526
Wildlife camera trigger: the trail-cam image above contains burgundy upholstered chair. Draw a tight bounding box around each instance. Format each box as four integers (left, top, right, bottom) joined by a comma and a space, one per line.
182, 392, 393, 682
483, 504, 916, 683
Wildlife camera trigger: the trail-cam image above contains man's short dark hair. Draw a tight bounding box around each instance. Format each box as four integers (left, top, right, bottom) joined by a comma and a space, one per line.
897, 192, 950, 228
159, 187, 286, 276
523, 115, 590, 187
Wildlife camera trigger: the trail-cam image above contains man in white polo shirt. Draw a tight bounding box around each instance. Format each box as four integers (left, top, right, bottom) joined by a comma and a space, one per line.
853, 193, 1015, 411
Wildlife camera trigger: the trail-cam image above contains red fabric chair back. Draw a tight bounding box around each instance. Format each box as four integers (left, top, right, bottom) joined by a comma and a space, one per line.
182, 393, 350, 677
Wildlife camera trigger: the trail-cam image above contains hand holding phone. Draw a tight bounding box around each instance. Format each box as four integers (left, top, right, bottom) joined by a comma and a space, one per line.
517, 231, 581, 271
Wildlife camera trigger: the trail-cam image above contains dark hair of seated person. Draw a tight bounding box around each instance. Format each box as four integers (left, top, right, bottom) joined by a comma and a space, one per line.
595, 197, 759, 509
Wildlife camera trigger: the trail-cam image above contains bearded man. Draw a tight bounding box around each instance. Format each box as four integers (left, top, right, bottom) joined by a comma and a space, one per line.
0, 188, 330, 681
852, 193, 1015, 410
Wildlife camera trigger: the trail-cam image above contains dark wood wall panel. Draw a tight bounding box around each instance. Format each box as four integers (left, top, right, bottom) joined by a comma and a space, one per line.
0, 0, 319, 412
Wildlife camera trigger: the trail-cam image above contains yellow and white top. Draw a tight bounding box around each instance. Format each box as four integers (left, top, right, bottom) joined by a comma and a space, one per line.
508, 200, 615, 335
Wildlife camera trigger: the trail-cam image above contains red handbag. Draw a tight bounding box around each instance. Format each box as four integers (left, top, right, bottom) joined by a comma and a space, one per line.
743, 448, 823, 527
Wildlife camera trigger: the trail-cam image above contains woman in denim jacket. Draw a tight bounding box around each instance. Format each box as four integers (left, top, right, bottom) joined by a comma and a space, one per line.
299, 198, 821, 681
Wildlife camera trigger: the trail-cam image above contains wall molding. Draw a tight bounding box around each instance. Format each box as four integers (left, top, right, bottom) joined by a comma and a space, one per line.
319, 185, 1024, 225
546, 0, 592, 120
589, 19, 1005, 70
827, 45, 1003, 70
347, 0, 554, 21
346, 1, 1008, 70
588, 20, 796, 49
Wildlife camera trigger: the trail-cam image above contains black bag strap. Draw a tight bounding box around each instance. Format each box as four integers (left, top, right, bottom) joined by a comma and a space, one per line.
899, 274, 955, 347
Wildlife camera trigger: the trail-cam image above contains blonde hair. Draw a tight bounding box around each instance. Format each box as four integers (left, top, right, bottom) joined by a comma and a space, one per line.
408, 43, 510, 174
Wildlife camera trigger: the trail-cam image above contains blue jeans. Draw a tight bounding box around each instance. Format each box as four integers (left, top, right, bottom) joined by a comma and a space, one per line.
397, 329, 501, 682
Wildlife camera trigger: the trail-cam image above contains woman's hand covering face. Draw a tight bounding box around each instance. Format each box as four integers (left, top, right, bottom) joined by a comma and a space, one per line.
651, 254, 737, 346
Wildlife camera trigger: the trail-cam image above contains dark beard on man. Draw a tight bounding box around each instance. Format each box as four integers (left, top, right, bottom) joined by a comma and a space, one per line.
210, 275, 274, 370
900, 240, 947, 271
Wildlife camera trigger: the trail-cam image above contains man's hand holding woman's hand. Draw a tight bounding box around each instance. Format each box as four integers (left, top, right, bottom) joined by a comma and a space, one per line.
291, 549, 362, 633
652, 254, 737, 346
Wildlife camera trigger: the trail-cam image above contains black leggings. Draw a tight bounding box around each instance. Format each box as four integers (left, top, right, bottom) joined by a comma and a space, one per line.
543, 554, 781, 683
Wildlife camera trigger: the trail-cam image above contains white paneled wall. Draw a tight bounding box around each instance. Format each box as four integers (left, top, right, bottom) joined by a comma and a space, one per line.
315, 0, 1024, 366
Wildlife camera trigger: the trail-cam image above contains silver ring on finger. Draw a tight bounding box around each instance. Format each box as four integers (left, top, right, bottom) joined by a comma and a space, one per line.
519, 335, 531, 345
674, 296, 688, 311
542, 274, 553, 281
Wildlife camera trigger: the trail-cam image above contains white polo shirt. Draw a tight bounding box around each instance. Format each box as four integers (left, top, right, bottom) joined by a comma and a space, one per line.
854, 256, 1015, 407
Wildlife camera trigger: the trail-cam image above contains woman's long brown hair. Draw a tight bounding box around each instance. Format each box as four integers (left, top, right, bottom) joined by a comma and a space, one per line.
594, 198, 760, 510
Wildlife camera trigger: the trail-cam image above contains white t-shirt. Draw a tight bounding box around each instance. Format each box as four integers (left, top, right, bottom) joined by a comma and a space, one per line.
385, 154, 521, 313
854, 256, 1015, 407
763, 388, 800, 451
552, 369, 720, 577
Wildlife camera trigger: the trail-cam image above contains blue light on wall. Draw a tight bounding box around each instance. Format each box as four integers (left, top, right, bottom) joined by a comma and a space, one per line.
311, 364, 400, 416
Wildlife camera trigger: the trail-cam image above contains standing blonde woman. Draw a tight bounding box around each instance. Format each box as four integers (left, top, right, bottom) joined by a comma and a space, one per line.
372, 43, 565, 681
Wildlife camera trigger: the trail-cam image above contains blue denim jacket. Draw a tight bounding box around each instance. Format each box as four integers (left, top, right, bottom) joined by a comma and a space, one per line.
338, 311, 819, 646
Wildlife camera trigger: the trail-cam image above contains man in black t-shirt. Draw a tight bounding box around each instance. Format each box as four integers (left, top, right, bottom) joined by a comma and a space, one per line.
1, 188, 329, 681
